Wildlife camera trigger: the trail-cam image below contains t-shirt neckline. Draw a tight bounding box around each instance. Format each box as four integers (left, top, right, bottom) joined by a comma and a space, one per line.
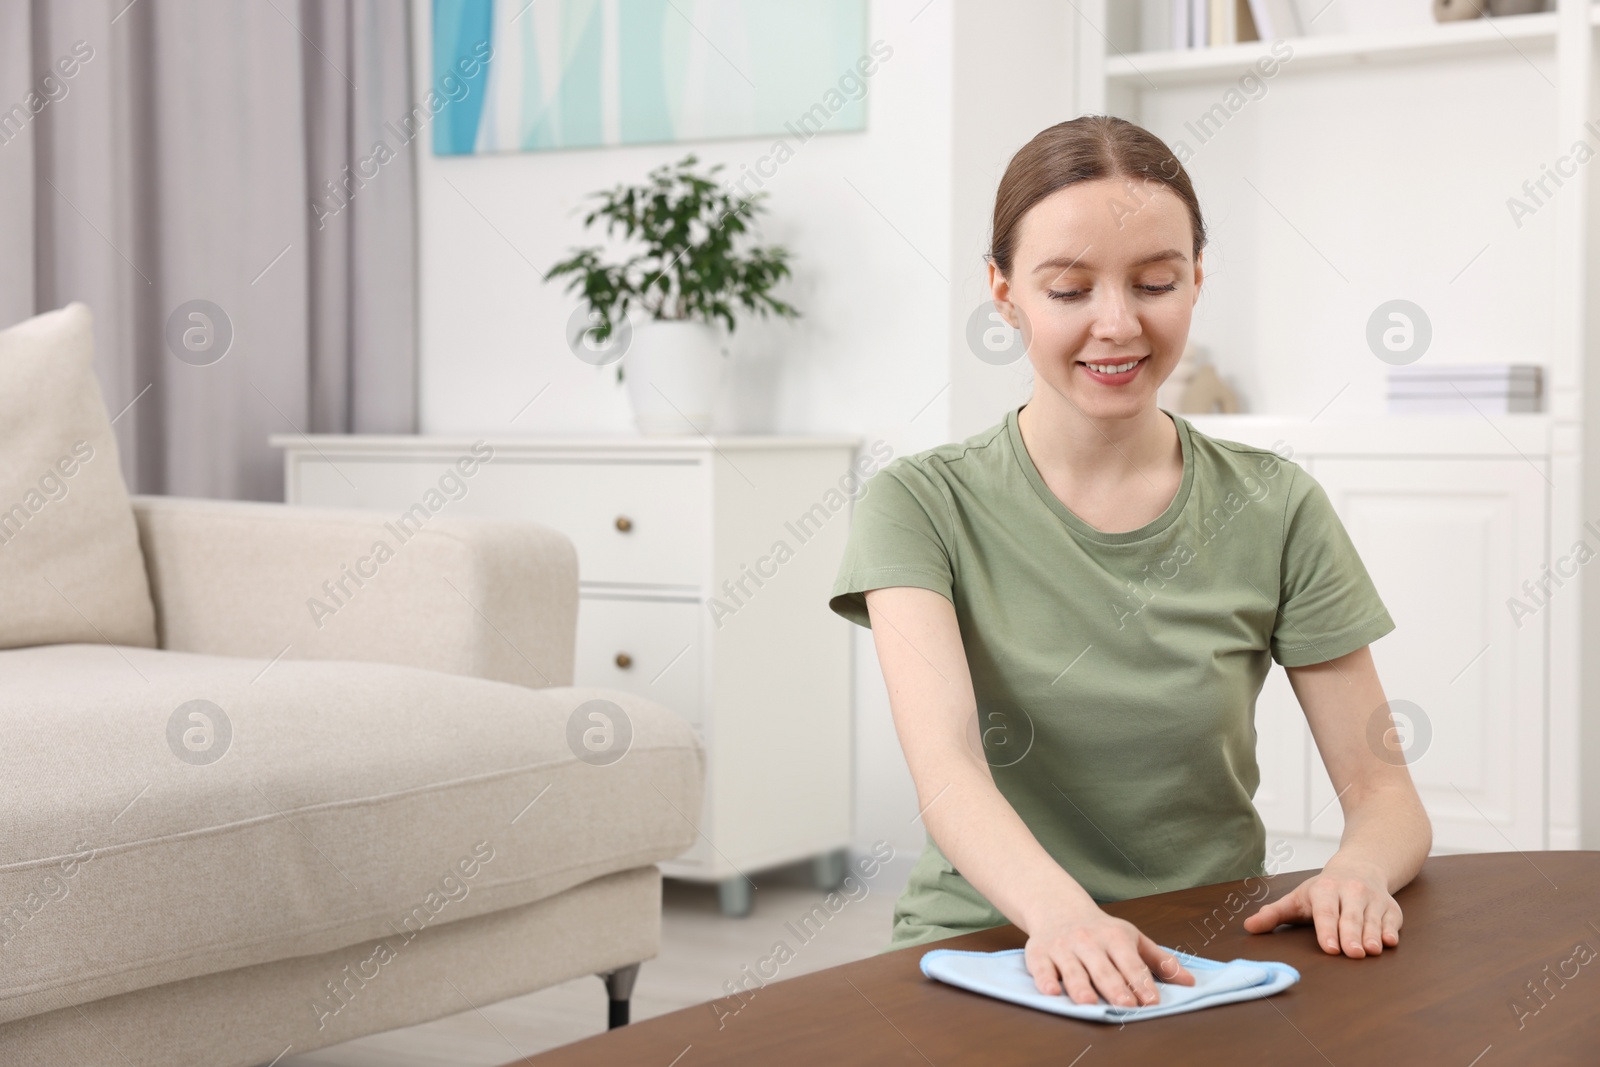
1005, 403, 1195, 545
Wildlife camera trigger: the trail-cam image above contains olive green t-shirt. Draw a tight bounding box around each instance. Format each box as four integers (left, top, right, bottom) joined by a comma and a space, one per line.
828, 404, 1395, 951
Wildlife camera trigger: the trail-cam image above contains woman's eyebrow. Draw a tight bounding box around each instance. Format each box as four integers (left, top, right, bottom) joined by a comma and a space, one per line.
1032, 248, 1188, 274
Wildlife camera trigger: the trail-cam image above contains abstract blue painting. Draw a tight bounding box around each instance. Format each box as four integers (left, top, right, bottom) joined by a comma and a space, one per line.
431, 0, 873, 155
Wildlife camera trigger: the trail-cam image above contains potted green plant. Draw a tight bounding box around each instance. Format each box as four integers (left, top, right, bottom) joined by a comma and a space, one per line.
547, 154, 800, 434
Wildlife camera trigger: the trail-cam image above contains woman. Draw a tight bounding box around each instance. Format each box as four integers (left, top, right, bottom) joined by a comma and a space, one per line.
827, 115, 1432, 1010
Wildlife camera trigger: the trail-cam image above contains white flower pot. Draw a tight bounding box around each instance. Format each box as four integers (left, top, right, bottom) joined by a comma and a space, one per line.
623, 319, 727, 435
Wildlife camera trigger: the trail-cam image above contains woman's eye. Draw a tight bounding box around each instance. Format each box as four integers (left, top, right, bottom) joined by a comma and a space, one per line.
1046, 283, 1177, 302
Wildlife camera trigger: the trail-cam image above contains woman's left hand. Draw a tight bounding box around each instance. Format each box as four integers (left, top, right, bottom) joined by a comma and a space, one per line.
1241, 860, 1402, 957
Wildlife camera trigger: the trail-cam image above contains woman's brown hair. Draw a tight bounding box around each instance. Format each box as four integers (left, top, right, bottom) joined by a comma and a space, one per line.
987, 115, 1206, 277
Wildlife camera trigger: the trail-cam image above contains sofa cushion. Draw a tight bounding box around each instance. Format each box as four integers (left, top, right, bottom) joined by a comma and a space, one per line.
0, 303, 157, 650
0, 644, 704, 1025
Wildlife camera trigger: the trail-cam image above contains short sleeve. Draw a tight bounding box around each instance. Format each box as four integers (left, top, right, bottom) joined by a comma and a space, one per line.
1271, 467, 1396, 667
828, 461, 955, 629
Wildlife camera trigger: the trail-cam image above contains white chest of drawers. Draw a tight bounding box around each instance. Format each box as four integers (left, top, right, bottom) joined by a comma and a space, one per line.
272, 432, 861, 915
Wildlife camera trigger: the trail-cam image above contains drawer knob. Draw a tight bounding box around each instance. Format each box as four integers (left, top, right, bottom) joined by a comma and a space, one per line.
615, 652, 633, 669
614, 515, 633, 532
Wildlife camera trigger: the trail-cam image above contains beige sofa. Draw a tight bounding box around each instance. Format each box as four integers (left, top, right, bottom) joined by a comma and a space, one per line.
0, 305, 705, 1065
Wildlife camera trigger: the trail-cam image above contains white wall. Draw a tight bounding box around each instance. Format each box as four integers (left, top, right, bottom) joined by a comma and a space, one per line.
410, 0, 978, 858
411, 1, 952, 446
946, 2, 1078, 439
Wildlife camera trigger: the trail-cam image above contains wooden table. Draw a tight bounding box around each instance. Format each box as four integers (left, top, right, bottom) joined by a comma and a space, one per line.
514, 852, 1600, 1066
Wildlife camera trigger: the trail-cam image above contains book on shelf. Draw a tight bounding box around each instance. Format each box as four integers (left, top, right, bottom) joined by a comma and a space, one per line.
1159, 0, 1298, 50
1246, 0, 1301, 40
1388, 363, 1542, 386
1385, 363, 1544, 415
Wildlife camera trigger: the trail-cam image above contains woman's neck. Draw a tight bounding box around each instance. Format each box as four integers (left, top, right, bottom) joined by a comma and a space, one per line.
1016, 389, 1178, 491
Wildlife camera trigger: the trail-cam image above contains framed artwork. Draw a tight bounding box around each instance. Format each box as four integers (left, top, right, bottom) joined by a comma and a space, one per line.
432, 0, 872, 155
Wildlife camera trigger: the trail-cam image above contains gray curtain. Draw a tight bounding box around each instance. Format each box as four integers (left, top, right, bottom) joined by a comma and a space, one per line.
0, 0, 417, 500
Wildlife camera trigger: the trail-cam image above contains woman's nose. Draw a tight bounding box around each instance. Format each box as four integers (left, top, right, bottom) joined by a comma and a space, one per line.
1090, 291, 1140, 345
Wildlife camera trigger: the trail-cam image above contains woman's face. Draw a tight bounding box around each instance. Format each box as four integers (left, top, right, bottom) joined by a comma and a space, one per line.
991, 177, 1203, 422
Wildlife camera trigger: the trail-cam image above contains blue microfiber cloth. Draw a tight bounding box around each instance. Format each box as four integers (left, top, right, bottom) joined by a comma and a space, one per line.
919, 946, 1299, 1023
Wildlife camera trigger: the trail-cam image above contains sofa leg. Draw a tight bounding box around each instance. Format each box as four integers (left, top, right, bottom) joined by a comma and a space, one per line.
601, 962, 640, 1029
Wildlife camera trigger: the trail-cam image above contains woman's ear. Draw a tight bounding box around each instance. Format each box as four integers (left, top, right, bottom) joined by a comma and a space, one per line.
1192, 249, 1205, 302
988, 261, 1022, 330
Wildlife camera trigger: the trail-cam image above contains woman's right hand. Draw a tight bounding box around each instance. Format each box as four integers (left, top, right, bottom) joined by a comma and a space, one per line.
1023, 903, 1195, 1006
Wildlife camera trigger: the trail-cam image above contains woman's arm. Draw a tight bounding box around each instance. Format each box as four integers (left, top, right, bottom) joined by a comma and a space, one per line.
864, 585, 1194, 1005
1242, 643, 1433, 956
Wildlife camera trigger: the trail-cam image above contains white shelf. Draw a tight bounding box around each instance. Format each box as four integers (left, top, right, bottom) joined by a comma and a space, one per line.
1106, 10, 1579, 90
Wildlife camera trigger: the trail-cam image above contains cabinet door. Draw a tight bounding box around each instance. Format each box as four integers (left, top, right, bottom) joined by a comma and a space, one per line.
1305, 458, 1546, 851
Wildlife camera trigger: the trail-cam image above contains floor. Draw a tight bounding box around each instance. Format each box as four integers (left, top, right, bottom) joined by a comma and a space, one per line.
282, 837, 1347, 1066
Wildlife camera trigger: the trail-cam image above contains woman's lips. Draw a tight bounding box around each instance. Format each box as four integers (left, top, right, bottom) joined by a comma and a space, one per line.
1077, 356, 1148, 385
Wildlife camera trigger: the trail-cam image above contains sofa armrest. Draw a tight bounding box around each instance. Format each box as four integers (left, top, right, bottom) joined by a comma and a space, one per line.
131, 495, 578, 688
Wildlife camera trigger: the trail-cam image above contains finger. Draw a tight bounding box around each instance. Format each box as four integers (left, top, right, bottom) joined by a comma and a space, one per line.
1244, 888, 1309, 933
1024, 947, 1062, 998
1139, 933, 1195, 986
1241, 900, 1279, 933
1106, 940, 1159, 1005
1242, 897, 1291, 933
1361, 901, 1385, 956
1381, 902, 1403, 947
1054, 953, 1099, 1006
1310, 885, 1343, 955
1337, 888, 1367, 958
1080, 948, 1139, 1008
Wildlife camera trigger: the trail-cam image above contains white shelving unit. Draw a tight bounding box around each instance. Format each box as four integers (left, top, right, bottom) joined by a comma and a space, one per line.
1102, 9, 1592, 90
1070, 1, 1600, 850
